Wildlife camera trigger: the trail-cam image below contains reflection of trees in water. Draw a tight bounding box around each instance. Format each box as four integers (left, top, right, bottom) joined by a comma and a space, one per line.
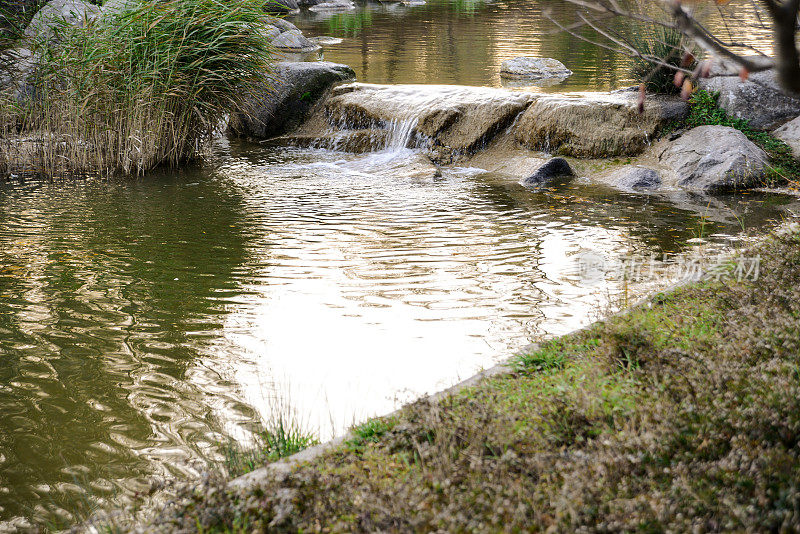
297, 0, 770, 89
0, 173, 250, 525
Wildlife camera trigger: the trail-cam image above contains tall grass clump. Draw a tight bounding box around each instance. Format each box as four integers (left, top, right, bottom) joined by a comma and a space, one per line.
2, 0, 272, 177
628, 23, 692, 94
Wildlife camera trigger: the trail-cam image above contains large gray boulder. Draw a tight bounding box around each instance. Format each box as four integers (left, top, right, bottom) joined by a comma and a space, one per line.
699, 70, 800, 131
3, 0, 99, 99
23, 0, 99, 44
658, 125, 767, 192
514, 92, 687, 158
773, 115, 800, 160
231, 61, 355, 139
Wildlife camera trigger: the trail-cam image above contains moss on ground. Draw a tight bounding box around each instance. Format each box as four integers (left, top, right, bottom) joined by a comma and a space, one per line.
140, 226, 800, 533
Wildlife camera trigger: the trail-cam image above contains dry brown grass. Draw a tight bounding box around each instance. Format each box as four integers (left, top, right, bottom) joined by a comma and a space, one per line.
132, 225, 800, 533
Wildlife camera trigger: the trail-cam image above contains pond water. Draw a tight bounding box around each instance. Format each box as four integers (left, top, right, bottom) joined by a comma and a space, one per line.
1, 138, 798, 528
291, 0, 772, 90
0, 0, 789, 529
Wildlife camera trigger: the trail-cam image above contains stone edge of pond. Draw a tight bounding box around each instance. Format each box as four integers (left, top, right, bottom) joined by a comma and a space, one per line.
228, 253, 729, 491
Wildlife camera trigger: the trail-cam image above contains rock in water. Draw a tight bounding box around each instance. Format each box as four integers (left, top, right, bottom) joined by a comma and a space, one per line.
658, 125, 767, 192
323, 83, 535, 160
699, 70, 800, 131
500, 57, 572, 80
603, 166, 661, 191
264, 0, 300, 15
520, 157, 573, 187
309, 0, 355, 11
231, 61, 356, 139
268, 17, 301, 33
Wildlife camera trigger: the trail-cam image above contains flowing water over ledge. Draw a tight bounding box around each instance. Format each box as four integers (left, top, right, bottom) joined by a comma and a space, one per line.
0, 137, 798, 527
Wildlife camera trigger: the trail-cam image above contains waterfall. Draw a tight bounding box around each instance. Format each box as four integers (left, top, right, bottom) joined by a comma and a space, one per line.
384, 117, 419, 152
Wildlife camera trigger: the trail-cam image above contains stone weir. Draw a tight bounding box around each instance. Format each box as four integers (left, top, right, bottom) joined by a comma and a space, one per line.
267, 82, 686, 164
232, 62, 782, 194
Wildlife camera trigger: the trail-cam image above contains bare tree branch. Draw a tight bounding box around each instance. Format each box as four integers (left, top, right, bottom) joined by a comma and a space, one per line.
555, 0, 800, 93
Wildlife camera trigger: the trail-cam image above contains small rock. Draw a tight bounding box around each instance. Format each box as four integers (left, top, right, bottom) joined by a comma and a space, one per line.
611, 166, 661, 191
309, 36, 344, 45
500, 57, 572, 80
658, 125, 767, 192
309, 0, 355, 11
271, 29, 321, 53
520, 157, 573, 187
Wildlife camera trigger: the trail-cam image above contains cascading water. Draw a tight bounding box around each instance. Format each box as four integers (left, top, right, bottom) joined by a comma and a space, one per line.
384, 117, 421, 152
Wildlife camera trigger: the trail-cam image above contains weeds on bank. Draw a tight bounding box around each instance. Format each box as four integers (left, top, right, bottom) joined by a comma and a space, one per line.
685, 90, 800, 186
224, 417, 319, 477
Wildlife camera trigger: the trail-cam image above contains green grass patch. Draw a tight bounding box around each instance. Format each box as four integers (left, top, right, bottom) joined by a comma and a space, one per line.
225, 418, 318, 477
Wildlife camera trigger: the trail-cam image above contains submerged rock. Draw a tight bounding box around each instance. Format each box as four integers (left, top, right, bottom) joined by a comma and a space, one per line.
699, 70, 800, 131
500, 57, 571, 81
604, 165, 661, 191
773, 115, 800, 160
276, 129, 390, 153
514, 92, 687, 158
658, 125, 767, 192
520, 157, 573, 187
231, 61, 355, 139
309, 36, 344, 45
323, 83, 535, 159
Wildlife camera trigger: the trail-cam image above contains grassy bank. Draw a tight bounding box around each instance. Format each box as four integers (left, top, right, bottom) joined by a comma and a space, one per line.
131, 223, 800, 532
